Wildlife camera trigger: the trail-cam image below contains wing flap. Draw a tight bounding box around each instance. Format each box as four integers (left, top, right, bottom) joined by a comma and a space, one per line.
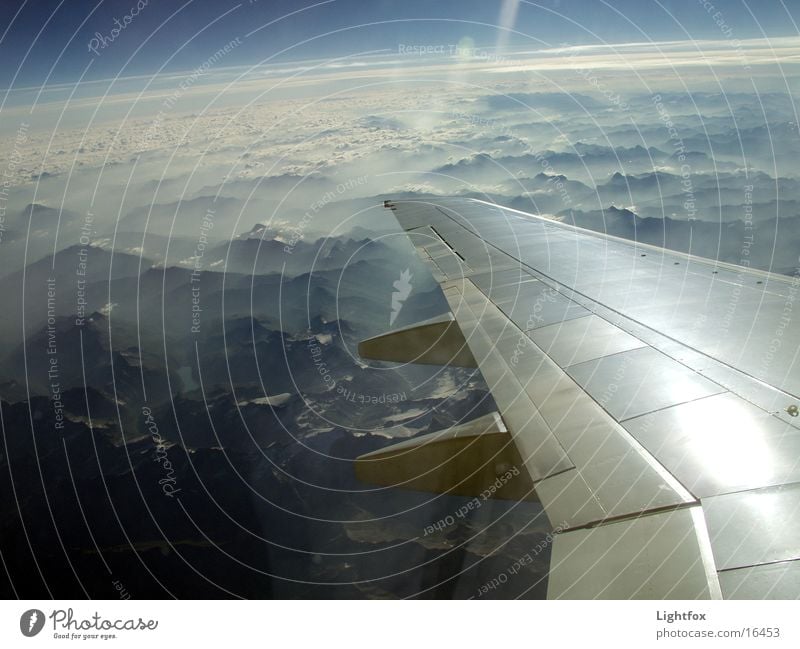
548, 507, 721, 599
354, 412, 538, 501
358, 313, 477, 367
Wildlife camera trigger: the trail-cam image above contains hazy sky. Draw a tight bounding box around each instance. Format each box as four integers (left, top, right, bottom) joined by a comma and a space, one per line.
2, 0, 799, 88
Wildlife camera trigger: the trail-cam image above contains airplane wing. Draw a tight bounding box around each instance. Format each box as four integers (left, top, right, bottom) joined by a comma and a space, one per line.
355, 197, 800, 599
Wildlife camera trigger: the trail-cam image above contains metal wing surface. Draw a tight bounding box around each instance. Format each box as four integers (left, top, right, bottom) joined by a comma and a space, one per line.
355, 197, 800, 599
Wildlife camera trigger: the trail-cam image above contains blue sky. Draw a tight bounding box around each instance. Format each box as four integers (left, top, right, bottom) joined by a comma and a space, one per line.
1, 0, 798, 89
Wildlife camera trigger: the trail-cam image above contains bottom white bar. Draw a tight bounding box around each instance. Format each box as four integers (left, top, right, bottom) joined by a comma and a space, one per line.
1, 600, 797, 648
